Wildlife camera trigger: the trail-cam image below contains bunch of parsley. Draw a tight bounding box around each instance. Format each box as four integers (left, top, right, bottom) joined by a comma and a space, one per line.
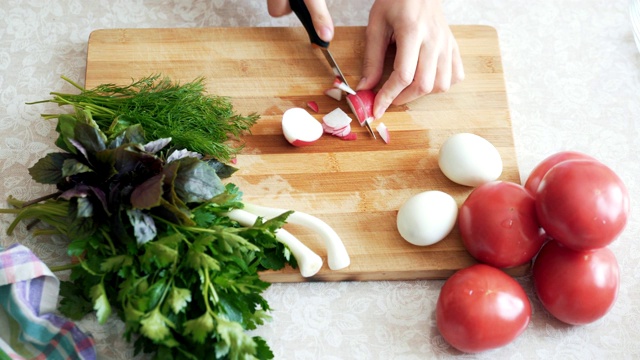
1, 109, 295, 359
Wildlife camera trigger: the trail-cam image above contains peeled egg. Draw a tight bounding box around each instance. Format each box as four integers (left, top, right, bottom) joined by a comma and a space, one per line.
438, 133, 503, 187
396, 191, 458, 246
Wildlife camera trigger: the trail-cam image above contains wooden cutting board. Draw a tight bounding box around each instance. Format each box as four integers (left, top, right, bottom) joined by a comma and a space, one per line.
85, 25, 525, 282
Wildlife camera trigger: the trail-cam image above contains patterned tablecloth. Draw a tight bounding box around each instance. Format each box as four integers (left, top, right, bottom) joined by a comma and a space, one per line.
0, 1, 639, 359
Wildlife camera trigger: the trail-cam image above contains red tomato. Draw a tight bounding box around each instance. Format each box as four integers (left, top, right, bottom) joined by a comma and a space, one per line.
458, 181, 544, 268
532, 240, 620, 325
436, 264, 531, 353
524, 151, 596, 194
535, 159, 629, 251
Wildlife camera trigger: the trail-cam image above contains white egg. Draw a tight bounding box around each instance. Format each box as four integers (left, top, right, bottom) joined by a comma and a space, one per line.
396, 191, 458, 246
438, 133, 503, 187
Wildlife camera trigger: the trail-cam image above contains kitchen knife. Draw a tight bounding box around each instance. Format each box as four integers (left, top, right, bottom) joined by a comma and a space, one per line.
288, 0, 376, 138
288, 0, 351, 89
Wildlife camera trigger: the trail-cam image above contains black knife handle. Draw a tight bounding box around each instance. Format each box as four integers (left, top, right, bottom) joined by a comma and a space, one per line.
289, 0, 330, 48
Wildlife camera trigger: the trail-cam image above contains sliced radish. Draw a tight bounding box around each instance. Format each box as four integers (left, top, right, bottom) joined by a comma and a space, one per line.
306, 101, 319, 113
340, 132, 357, 141
324, 87, 342, 101
322, 107, 357, 140
282, 107, 323, 146
332, 125, 351, 137
323, 123, 350, 136
376, 122, 390, 144
323, 108, 352, 128
346, 89, 376, 126
340, 128, 352, 138
333, 76, 356, 95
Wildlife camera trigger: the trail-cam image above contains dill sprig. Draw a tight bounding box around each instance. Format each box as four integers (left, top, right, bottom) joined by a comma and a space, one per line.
31, 75, 258, 162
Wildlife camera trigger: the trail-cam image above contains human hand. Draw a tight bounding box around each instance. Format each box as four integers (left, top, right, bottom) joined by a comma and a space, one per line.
266, 0, 334, 42
357, 0, 465, 119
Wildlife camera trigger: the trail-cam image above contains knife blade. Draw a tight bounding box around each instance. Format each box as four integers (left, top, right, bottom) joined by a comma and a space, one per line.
289, 0, 376, 138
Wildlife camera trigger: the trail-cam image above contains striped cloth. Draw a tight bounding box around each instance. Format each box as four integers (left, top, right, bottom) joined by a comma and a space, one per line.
0, 243, 96, 360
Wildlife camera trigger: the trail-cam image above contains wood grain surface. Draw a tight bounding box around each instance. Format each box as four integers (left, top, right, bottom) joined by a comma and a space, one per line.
85, 25, 525, 282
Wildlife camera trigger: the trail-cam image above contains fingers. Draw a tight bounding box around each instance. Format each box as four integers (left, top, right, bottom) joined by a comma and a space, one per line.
450, 41, 465, 85
374, 31, 464, 117
357, 11, 390, 91
392, 39, 440, 106
267, 0, 291, 17
304, 0, 334, 42
372, 32, 422, 119
267, 0, 334, 42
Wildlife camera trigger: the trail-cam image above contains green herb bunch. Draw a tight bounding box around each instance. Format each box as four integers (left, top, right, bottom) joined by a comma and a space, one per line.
1, 110, 296, 359
30, 75, 259, 162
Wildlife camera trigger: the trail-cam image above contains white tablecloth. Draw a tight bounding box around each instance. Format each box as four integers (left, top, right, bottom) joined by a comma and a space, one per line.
1, 1, 639, 358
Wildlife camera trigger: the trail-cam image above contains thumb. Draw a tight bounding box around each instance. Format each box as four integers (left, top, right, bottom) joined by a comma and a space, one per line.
305, 0, 334, 42
267, 0, 292, 17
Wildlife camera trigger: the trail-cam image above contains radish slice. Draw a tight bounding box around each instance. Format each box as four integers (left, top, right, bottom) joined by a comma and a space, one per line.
340, 132, 357, 141
282, 107, 323, 146
306, 101, 319, 113
324, 87, 342, 101
346, 89, 376, 126
332, 125, 351, 137
323, 108, 352, 129
333, 77, 356, 95
323, 123, 350, 136
376, 122, 390, 144
322, 108, 356, 140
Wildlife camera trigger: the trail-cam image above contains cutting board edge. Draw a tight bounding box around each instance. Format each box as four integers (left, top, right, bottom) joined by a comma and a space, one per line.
259, 262, 531, 283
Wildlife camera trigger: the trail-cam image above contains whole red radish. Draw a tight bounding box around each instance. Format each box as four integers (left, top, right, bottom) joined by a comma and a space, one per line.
346, 89, 376, 125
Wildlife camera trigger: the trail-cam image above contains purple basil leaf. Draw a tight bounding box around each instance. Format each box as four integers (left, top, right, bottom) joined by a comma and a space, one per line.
205, 159, 238, 179
108, 124, 145, 149
76, 197, 94, 218
69, 138, 89, 160
74, 121, 106, 154
127, 209, 157, 246
166, 149, 202, 163
144, 138, 172, 154
28, 152, 75, 184
59, 185, 110, 216
130, 174, 165, 210
61, 158, 93, 178
173, 157, 224, 203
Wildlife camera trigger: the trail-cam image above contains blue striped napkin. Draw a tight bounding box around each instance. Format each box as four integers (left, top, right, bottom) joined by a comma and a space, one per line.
0, 243, 96, 360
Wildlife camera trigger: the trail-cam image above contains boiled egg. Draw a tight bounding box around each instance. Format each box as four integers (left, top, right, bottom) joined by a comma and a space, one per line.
438, 133, 503, 187
396, 191, 458, 246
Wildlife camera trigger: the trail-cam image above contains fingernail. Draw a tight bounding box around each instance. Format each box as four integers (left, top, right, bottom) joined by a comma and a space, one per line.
356, 77, 367, 91
374, 105, 385, 120
318, 26, 333, 42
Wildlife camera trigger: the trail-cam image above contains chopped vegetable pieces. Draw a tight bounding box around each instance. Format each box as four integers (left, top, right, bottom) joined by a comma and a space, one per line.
307, 100, 319, 113
376, 122, 391, 144
324, 87, 343, 101
322, 108, 356, 140
333, 76, 356, 95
